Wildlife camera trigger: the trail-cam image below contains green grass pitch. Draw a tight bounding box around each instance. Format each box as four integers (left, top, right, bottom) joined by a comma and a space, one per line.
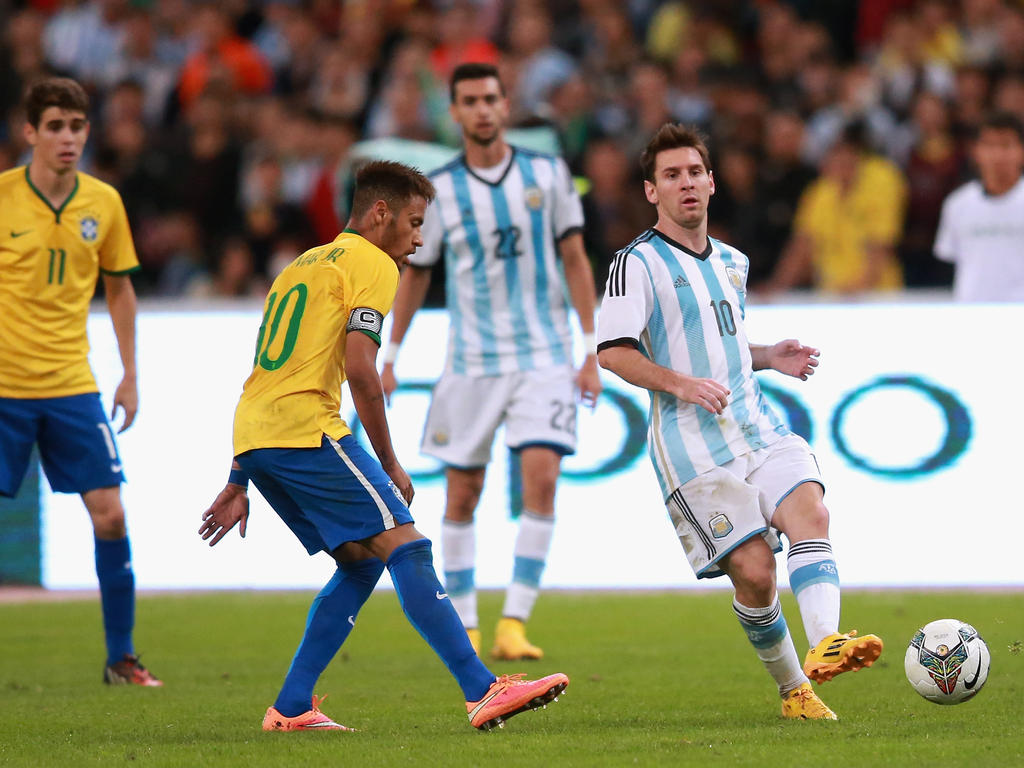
1, 589, 1022, 767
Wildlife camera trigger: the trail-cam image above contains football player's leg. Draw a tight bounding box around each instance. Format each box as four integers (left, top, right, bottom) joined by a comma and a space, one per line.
722, 537, 809, 699
83, 486, 131, 663
273, 544, 384, 718
421, 373, 506, 649
442, 467, 485, 641
370, 526, 496, 702
772, 482, 840, 648
493, 447, 559, 660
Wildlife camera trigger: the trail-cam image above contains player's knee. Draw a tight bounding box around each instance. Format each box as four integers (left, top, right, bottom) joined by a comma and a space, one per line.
92, 506, 126, 538
724, 545, 775, 599
796, 500, 829, 537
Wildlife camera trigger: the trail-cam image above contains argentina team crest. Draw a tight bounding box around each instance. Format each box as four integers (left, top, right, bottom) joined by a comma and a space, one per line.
80, 214, 99, 242
524, 186, 544, 210
725, 266, 743, 291
708, 514, 734, 539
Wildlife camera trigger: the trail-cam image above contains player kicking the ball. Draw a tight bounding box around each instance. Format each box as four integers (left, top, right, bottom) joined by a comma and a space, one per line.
199, 160, 567, 732
596, 124, 882, 720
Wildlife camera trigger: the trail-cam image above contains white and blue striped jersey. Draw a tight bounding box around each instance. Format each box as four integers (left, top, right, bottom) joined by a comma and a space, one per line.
409, 147, 585, 376
596, 230, 790, 499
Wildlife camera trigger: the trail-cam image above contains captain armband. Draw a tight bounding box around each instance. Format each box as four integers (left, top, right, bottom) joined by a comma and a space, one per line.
347, 307, 385, 345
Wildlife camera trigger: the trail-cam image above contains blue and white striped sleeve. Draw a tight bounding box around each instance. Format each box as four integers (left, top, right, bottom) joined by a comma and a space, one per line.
551, 157, 584, 241
597, 250, 653, 352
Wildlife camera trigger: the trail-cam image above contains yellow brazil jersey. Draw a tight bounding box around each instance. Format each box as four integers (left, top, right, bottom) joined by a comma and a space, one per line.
0, 166, 139, 398
233, 230, 400, 455
793, 155, 907, 293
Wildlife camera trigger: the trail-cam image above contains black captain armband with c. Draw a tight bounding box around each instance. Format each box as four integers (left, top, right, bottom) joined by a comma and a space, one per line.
347, 307, 385, 345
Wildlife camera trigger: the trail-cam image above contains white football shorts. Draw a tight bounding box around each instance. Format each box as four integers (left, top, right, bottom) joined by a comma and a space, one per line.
420, 365, 578, 468
665, 433, 823, 580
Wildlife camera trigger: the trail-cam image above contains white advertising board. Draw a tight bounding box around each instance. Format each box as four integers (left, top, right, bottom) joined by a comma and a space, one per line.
39, 302, 1024, 590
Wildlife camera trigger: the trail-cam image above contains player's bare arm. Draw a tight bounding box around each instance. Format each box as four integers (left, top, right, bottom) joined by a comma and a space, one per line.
102, 272, 139, 432
199, 461, 250, 546
750, 340, 820, 381
380, 264, 432, 405
558, 232, 602, 407
348, 328, 414, 504
598, 344, 729, 414
761, 232, 814, 295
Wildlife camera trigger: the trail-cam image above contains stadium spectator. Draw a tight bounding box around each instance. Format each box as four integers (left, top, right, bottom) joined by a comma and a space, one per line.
428, 1, 499, 83
748, 109, 817, 291
767, 123, 908, 295
900, 91, 963, 288
176, 3, 272, 112
167, 88, 244, 260
504, 4, 576, 117
1, 10, 50, 129
803, 63, 901, 164
97, 7, 182, 127
304, 112, 357, 245
43, 0, 126, 87
580, 135, 655, 287
0, 0, 1017, 297
934, 111, 1024, 301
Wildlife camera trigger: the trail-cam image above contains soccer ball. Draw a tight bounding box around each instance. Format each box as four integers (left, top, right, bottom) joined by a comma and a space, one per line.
904, 619, 990, 704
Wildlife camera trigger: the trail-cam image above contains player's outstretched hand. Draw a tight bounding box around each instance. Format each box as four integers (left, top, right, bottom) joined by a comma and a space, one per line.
112, 375, 139, 433
199, 484, 250, 546
576, 356, 603, 409
673, 374, 730, 414
381, 363, 398, 407
769, 339, 820, 381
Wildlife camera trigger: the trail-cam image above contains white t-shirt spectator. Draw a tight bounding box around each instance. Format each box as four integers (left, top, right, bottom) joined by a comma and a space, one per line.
934, 177, 1024, 302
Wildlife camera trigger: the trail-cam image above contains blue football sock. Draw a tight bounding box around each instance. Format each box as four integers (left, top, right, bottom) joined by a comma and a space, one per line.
274, 558, 384, 718
387, 539, 495, 702
94, 536, 135, 665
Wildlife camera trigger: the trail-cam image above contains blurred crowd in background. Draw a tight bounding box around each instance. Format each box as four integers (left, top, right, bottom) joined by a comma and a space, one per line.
2, 0, 1022, 301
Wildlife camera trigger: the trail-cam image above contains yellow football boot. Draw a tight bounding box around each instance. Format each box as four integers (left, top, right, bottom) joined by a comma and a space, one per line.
803, 630, 883, 683
781, 682, 838, 720
467, 628, 482, 657
491, 618, 544, 660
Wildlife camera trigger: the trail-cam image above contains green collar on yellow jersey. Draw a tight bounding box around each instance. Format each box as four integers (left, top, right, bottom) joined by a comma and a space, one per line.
24, 166, 79, 223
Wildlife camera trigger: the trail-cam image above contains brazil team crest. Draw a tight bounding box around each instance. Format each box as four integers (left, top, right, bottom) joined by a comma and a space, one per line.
524, 186, 544, 210
80, 215, 99, 242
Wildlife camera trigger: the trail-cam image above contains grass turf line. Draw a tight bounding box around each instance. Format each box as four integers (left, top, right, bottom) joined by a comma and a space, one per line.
1, 590, 1022, 767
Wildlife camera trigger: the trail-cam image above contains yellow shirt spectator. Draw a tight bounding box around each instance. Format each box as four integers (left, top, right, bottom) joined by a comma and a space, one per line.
793, 154, 907, 292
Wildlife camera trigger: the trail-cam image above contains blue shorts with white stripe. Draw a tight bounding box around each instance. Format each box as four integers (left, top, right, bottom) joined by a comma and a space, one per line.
237, 434, 414, 555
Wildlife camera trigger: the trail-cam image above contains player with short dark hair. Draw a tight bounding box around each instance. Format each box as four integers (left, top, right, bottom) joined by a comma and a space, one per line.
199, 159, 569, 732
381, 61, 602, 661
597, 123, 883, 720
0, 77, 160, 686
934, 111, 1024, 301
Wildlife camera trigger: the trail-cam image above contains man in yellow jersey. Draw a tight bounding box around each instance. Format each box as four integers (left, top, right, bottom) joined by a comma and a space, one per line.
198, 160, 569, 732
0, 78, 161, 686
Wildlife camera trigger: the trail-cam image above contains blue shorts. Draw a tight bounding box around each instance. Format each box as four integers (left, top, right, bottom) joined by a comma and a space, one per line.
0, 393, 126, 498
237, 434, 414, 555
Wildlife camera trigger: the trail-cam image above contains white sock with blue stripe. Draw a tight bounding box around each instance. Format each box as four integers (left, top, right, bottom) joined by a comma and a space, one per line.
733, 595, 807, 696
501, 511, 553, 621
442, 519, 477, 629
787, 538, 841, 647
